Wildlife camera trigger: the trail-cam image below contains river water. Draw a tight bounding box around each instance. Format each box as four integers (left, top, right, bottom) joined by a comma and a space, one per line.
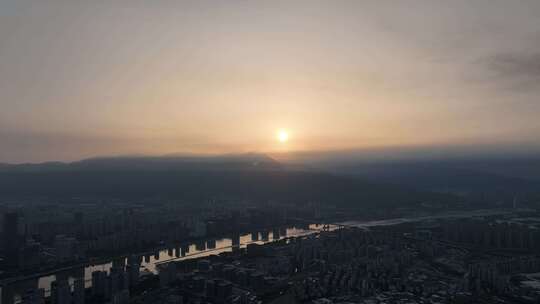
36, 224, 328, 292
5, 208, 515, 302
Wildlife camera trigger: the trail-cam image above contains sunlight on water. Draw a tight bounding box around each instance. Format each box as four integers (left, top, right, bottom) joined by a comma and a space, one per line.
33, 224, 330, 295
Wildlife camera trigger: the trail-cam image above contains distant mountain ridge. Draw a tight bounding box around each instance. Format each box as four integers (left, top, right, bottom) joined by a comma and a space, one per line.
279, 152, 540, 202
0, 153, 456, 208
0, 153, 281, 172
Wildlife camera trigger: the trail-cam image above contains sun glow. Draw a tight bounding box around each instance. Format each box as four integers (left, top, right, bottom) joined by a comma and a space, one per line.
277, 130, 289, 143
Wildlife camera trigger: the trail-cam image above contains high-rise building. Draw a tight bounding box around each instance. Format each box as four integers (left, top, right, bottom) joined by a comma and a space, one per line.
20, 288, 45, 304
73, 277, 85, 304
19, 238, 41, 270
74, 212, 84, 239
3, 212, 21, 268
50, 279, 71, 304
109, 270, 122, 296
207, 239, 217, 249
112, 290, 129, 304
91, 271, 107, 297
122, 271, 130, 291
54, 235, 77, 262
127, 263, 140, 287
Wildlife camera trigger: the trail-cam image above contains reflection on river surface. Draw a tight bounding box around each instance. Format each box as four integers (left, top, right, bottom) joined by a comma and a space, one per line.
2, 224, 327, 303
4, 209, 513, 303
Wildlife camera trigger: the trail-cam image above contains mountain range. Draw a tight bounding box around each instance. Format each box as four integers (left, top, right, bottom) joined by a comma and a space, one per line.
0, 153, 456, 208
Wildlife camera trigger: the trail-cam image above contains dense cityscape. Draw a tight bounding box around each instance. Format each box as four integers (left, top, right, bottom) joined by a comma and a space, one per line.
2, 199, 540, 304
3, 0, 540, 303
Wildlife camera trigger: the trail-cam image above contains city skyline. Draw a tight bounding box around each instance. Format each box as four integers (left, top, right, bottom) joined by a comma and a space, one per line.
3, 2, 540, 302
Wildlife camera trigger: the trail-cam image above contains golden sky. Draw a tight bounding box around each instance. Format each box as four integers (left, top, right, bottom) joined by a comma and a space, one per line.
1, 1, 540, 162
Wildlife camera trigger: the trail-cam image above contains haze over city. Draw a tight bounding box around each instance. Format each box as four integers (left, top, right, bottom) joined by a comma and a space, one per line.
2, 0, 540, 163
3, 2, 540, 304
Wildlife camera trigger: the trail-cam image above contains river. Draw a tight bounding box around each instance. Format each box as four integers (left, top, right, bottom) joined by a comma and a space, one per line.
4, 208, 517, 303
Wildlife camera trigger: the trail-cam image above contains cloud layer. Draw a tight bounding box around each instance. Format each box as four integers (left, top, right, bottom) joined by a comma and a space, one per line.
1, 1, 540, 162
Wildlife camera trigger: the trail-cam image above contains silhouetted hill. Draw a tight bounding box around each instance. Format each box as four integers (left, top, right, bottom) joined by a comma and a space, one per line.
333, 162, 540, 193
283, 152, 540, 202
0, 155, 456, 208
0, 153, 280, 172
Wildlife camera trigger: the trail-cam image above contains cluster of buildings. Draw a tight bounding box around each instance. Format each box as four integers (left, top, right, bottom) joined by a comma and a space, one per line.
14, 256, 141, 304
133, 213, 540, 304
0, 198, 325, 304
5, 201, 540, 303
15, 255, 142, 304
286, 228, 470, 304
0, 199, 319, 274
88, 257, 141, 304
143, 242, 294, 304
122, 227, 468, 304
442, 217, 540, 250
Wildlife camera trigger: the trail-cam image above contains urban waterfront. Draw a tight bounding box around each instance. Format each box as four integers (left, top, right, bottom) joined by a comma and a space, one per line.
4, 1, 540, 303
2, 224, 332, 303
2, 208, 520, 303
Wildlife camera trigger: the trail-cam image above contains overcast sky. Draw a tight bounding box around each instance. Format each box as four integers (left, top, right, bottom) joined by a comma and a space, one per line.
1, 0, 540, 163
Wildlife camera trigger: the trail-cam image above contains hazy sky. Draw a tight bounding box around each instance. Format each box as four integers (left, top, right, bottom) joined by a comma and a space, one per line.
1, 0, 540, 163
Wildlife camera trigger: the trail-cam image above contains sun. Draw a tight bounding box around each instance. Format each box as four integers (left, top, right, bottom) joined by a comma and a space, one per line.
277, 130, 289, 143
